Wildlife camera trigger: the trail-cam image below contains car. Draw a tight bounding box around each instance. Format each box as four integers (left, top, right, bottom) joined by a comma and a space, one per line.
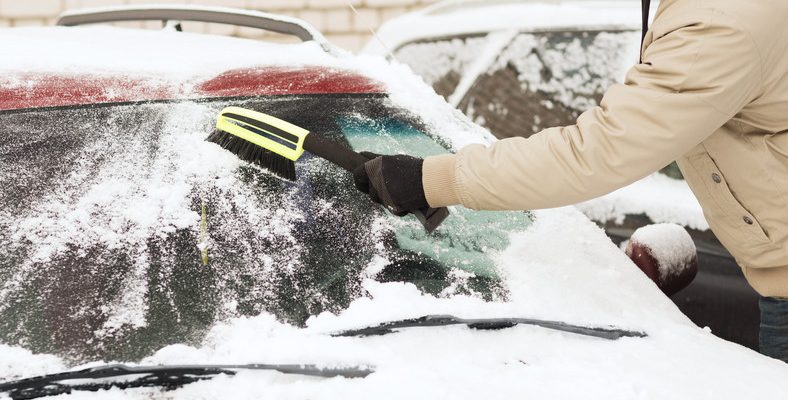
1, 4, 786, 399
365, 0, 761, 350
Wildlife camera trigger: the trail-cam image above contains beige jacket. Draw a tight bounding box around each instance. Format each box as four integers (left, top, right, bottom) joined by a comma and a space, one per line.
423, 0, 788, 297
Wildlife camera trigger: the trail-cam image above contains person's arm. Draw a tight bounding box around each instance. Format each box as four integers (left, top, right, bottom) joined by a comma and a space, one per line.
423, 9, 762, 211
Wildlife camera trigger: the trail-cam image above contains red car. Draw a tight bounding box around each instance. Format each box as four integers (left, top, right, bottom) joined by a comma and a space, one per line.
1, 5, 785, 400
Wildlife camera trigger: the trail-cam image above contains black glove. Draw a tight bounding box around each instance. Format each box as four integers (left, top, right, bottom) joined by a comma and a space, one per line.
353, 153, 429, 216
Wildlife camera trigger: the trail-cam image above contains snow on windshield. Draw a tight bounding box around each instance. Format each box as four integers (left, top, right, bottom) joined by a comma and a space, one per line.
0, 95, 514, 363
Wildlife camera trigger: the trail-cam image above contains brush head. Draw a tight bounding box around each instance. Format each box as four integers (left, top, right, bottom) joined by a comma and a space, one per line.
205, 107, 310, 182
206, 128, 297, 181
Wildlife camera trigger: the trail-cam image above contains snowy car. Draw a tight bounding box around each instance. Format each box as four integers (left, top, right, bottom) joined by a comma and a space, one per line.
1, 5, 786, 400
364, 0, 760, 349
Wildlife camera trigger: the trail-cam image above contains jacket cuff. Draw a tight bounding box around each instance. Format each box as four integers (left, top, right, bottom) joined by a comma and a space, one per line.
422, 154, 461, 207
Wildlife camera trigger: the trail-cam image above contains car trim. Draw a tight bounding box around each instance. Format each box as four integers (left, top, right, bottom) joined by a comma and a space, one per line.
0, 93, 388, 116
0, 67, 387, 112
56, 4, 338, 55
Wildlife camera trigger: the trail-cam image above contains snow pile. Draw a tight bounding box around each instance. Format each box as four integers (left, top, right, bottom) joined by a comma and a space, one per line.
576, 173, 709, 230
630, 223, 697, 280
2, 209, 788, 399
0, 345, 64, 381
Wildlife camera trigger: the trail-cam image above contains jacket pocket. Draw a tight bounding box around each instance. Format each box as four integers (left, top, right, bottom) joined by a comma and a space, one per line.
680, 151, 780, 265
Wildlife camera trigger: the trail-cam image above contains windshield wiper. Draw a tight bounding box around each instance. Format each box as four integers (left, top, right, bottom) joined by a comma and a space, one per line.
0, 363, 373, 400
333, 315, 646, 340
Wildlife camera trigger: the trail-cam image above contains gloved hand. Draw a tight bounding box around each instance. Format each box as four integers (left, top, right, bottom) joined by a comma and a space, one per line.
353, 152, 429, 216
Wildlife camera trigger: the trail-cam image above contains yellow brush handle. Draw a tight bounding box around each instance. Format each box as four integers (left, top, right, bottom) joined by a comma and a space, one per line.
216, 106, 308, 161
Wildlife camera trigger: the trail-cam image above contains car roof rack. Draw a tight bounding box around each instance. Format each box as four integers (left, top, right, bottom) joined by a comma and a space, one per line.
55, 4, 338, 55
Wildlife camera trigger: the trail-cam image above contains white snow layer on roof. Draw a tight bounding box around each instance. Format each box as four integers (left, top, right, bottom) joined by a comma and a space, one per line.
2, 208, 787, 398
365, 1, 644, 55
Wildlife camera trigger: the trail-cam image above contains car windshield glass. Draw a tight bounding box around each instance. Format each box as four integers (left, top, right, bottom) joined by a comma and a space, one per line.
0, 94, 531, 363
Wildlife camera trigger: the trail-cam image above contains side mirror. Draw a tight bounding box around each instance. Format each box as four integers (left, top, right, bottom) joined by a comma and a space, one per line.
624, 223, 698, 296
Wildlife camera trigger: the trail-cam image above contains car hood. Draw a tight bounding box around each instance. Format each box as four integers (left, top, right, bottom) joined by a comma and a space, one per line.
5, 208, 788, 399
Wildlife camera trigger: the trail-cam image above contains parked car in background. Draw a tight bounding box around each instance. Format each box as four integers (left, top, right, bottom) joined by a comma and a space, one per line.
1, 4, 785, 399
365, 0, 761, 350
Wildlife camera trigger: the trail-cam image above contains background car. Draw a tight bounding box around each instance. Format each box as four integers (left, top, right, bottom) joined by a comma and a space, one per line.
1, 4, 785, 399
365, 0, 761, 350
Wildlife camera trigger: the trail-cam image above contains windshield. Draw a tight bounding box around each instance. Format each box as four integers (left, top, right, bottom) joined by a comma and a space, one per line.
0, 94, 531, 363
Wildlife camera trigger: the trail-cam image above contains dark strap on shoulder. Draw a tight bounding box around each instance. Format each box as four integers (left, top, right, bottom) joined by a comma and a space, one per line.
640, 0, 652, 62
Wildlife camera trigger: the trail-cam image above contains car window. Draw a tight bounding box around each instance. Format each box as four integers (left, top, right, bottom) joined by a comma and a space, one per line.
395, 35, 489, 98
394, 31, 640, 139
463, 30, 640, 138
339, 114, 532, 279
0, 95, 530, 362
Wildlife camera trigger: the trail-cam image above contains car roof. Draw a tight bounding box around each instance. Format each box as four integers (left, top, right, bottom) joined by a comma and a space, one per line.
364, 0, 646, 55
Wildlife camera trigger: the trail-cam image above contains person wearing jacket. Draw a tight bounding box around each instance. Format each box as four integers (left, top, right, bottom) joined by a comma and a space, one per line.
354, 0, 788, 362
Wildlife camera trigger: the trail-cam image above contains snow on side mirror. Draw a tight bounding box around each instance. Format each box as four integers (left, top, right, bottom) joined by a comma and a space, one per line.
624, 223, 698, 296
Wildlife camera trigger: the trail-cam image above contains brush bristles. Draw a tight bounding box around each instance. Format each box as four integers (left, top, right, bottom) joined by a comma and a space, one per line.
206, 129, 297, 181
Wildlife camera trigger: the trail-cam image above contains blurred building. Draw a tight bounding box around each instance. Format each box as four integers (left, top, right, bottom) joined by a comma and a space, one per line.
0, 0, 438, 51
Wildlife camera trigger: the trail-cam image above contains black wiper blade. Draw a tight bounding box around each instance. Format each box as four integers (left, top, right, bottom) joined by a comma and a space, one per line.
333, 315, 647, 340
0, 363, 373, 400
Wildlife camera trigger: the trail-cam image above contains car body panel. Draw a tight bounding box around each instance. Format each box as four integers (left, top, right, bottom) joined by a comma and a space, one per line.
0, 68, 385, 112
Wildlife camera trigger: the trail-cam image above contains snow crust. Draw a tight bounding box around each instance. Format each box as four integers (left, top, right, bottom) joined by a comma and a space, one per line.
577, 173, 709, 230
630, 223, 697, 280
366, 1, 644, 55
3, 209, 787, 399
394, 36, 488, 86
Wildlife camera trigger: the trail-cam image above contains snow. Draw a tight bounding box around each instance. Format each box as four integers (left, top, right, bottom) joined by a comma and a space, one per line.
394, 36, 489, 86
494, 30, 640, 111
0, 345, 65, 381
365, 1, 646, 56
1, 20, 787, 400
577, 173, 709, 231
5, 208, 787, 399
630, 223, 697, 280
447, 30, 518, 107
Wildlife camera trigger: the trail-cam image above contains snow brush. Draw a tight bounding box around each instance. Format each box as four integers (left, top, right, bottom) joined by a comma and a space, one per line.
206, 106, 449, 233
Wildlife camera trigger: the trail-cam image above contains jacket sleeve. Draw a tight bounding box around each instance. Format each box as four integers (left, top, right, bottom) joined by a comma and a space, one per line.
422, 10, 763, 210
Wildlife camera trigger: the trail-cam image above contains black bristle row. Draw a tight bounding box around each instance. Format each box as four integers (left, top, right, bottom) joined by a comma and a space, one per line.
206, 129, 297, 181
